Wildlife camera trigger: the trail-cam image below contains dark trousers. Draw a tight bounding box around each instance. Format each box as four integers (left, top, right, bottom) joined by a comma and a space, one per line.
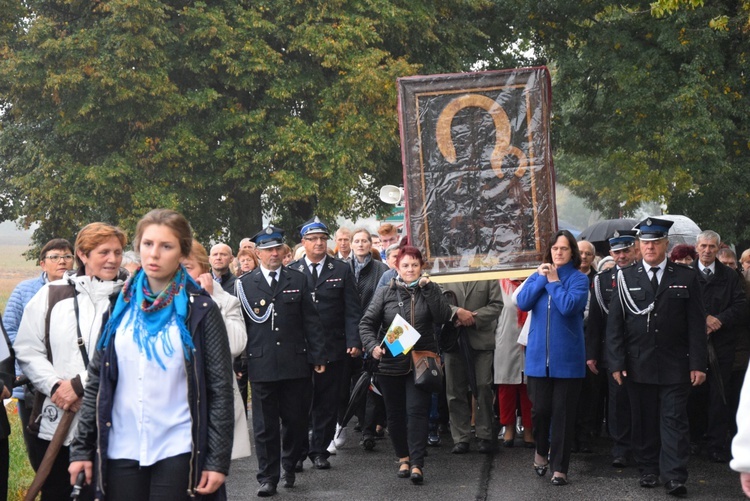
33, 439, 93, 501
251, 378, 312, 485
338, 356, 363, 424
575, 369, 604, 446
627, 380, 691, 482
107, 453, 191, 501
18, 398, 43, 471
378, 373, 431, 468
306, 360, 344, 460
688, 353, 732, 454
527, 376, 582, 475
362, 387, 386, 438
607, 374, 632, 458
0, 436, 7, 501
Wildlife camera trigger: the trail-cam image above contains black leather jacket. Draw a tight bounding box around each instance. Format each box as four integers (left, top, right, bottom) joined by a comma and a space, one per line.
69, 285, 234, 499
359, 280, 451, 375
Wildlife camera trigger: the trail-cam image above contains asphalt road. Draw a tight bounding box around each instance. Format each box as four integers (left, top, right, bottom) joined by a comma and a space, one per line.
226, 425, 746, 500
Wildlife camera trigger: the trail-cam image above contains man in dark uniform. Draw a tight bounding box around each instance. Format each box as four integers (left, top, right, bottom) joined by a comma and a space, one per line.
689, 230, 747, 463
607, 217, 707, 497
288, 217, 363, 470
236, 225, 327, 497
586, 229, 638, 467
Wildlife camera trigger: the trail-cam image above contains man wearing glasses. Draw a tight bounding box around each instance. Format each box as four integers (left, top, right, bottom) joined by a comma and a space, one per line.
289, 217, 362, 471
2, 238, 74, 469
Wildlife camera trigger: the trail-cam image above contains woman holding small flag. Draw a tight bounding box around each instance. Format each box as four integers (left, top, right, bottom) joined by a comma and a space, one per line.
359, 246, 451, 484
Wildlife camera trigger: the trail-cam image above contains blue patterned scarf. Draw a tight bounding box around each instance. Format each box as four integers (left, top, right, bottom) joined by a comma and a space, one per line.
99, 266, 197, 369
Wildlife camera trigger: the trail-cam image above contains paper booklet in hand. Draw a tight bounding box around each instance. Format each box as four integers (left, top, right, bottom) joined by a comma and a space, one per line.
383, 314, 421, 357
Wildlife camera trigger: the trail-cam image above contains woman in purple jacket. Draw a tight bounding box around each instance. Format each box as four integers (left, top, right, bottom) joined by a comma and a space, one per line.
516, 230, 589, 487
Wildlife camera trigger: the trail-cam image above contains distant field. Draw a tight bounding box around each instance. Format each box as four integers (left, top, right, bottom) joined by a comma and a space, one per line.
0, 244, 38, 313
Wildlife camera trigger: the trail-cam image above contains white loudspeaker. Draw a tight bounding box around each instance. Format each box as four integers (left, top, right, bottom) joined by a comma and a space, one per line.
379, 185, 404, 205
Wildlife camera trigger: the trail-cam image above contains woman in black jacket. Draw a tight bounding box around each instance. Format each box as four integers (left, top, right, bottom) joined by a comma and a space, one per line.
68, 209, 233, 500
359, 246, 451, 484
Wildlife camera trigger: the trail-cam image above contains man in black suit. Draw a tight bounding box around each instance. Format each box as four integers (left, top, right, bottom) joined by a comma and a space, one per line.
607, 217, 707, 497
586, 230, 638, 468
688, 230, 747, 463
288, 217, 363, 470
237, 225, 327, 497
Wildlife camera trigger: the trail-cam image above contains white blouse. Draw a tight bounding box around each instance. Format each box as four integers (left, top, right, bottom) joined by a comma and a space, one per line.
107, 308, 192, 465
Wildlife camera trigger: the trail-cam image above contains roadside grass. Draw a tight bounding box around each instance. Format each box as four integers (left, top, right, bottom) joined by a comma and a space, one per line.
6, 401, 34, 500
2, 244, 39, 500
0, 244, 37, 312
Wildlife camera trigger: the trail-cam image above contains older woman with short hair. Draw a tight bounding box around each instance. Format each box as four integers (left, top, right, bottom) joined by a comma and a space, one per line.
16, 223, 128, 501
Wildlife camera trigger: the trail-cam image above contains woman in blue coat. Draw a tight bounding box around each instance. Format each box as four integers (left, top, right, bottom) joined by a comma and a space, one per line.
516, 230, 589, 486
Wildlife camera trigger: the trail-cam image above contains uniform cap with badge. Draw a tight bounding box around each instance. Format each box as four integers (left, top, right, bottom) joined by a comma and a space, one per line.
299, 216, 330, 238
609, 229, 638, 251
634, 217, 674, 241
251, 225, 285, 249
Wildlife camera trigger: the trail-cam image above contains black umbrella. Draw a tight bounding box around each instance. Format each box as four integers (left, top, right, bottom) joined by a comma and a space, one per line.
457, 328, 478, 397
707, 338, 727, 405
578, 218, 638, 244
337, 356, 379, 437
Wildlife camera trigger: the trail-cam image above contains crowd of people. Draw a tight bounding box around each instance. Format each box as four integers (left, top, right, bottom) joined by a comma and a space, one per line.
2, 211, 750, 499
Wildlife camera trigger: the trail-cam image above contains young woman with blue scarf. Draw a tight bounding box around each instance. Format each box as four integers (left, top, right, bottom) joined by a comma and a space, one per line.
68, 209, 234, 500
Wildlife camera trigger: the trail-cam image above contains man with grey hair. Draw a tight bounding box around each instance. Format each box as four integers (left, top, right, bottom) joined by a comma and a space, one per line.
376, 244, 400, 288
688, 230, 748, 463
334, 227, 353, 262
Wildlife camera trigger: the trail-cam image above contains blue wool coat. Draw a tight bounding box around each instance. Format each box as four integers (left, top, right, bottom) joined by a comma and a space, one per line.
516, 261, 589, 378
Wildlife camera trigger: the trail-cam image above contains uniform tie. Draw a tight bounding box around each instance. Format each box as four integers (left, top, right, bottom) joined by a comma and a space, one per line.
650, 267, 659, 292
311, 262, 319, 283
269, 270, 278, 290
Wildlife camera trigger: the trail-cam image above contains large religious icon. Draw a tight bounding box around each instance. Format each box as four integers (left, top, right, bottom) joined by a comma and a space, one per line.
397, 67, 556, 282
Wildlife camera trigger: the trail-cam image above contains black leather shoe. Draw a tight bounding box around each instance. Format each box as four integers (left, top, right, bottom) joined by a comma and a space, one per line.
639, 473, 658, 488
477, 439, 494, 454
281, 470, 295, 488
294, 459, 304, 472
551, 476, 568, 486
313, 456, 331, 470
257, 483, 277, 497
361, 436, 375, 451
451, 442, 470, 454
410, 467, 424, 485
665, 480, 687, 496
427, 431, 441, 446
612, 456, 628, 468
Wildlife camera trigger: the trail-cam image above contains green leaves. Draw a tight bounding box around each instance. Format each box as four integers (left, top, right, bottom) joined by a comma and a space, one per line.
2, 0, 515, 251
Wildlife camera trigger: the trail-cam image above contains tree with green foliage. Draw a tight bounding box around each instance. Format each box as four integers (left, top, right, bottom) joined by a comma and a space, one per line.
505, 0, 750, 246
0, 0, 519, 251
